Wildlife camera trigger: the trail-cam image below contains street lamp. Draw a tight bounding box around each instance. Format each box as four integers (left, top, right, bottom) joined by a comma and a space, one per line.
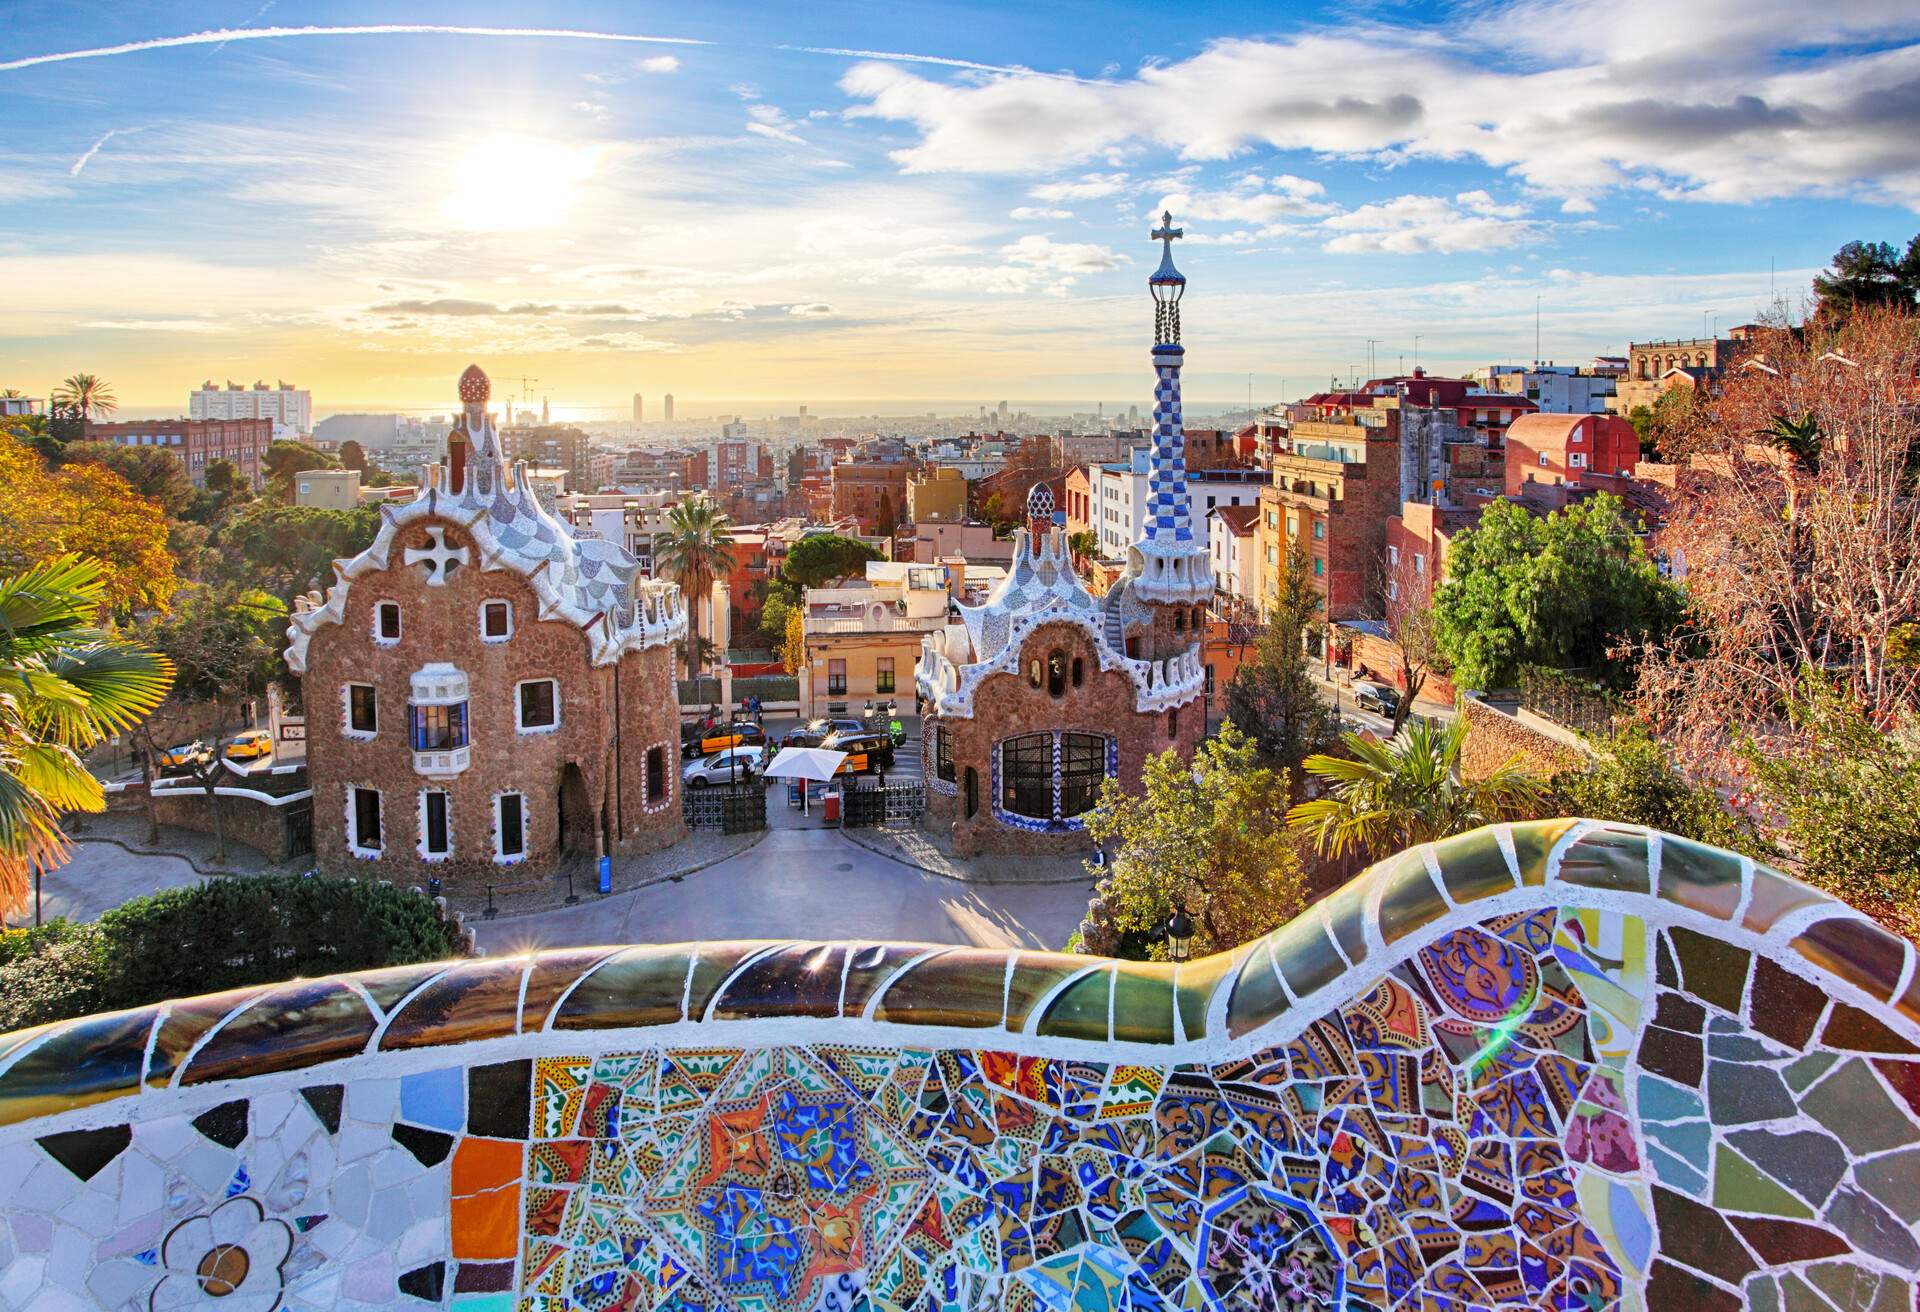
1166, 905, 1194, 964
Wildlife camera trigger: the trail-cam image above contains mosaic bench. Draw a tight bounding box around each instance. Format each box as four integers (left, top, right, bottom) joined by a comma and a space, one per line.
1, 818, 1916, 1311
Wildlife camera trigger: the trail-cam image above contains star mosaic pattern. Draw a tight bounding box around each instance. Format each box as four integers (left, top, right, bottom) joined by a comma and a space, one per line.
1, 821, 1917, 1310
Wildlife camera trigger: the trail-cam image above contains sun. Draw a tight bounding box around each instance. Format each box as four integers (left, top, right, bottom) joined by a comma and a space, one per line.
440, 134, 602, 232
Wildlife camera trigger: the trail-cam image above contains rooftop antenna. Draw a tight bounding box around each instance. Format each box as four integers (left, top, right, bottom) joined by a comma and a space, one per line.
1535, 296, 1541, 366
1414, 332, 1424, 370
1703, 309, 1713, 340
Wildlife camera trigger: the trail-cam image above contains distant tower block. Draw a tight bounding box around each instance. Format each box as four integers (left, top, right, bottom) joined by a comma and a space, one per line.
541, 396, 549, 424
633, 393, 643, 424
665, 394, 675, 423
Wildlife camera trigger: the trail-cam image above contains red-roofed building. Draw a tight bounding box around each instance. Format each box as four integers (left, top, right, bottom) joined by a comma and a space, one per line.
1504, 413, 1642, 507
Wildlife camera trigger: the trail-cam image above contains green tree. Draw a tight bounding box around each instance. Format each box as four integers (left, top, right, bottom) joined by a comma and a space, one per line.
781, 605, 805, 675
1550, 724, 1765, 856
262, 439, 338, 500
1432, 494, 1685, 692
1067, 530, 1098, 560
213, 502, 382, 599
1287, 717, 1544, 861
0, 556, 173, 919
338, 439, 368, 472
1811, 235, 1920, 321
56, 440, 194, 516
1739, 676, 1920, 939
778, 532, 882, 590
1224, 544, 1340, 770
876, 489, 898, 537
1077, 722, 1305, 960
760, 590, 793, 649
653, 495, 736, 678
203, 458, 240, 494
50, 373, 116, 419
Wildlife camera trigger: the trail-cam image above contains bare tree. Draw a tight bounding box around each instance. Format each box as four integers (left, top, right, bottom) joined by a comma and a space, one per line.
1637, 306, 1920, 770
1381, 548, 1445, 730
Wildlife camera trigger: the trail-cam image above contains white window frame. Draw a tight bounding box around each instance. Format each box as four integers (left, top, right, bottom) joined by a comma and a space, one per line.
1387, 544, 1400, 566
417, 789, 452, 862
641, 740, 675, 813
479, 599, 514, 643
493, 790, 529, 864
373, 601, 402, 646
515, 678, 561, 734
346, 785, 384, 858
1569, 451, 1588, 469
343, 683, 378, 740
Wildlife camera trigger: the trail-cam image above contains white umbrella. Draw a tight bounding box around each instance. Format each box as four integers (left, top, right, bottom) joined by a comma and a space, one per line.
762, 747, 847, 814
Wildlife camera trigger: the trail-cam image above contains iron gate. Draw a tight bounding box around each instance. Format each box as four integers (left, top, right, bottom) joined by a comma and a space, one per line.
682, 782, 767, 833
842, 782, 926, 828
282, 797, 314, 857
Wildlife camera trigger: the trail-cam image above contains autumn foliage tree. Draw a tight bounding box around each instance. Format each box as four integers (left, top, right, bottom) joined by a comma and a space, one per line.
1636, 308, 1920, 766
0, 432, 177, 615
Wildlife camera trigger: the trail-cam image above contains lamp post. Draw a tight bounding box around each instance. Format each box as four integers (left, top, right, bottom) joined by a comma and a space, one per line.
1166, 905, 1194, 964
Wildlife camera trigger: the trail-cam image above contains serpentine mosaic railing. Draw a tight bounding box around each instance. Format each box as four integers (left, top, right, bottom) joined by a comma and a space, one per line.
2, 819, 1917, 1311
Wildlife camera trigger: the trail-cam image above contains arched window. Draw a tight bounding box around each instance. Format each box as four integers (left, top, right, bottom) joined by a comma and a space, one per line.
1174, 609, 1186, 632
1059, 733, 1107, 818
1168, 709, 1180, 740
1071, 656, 1084, 688
1000, 733, 1053, 819
1028, 659, 1043, 690
1046, 649, 1067, 697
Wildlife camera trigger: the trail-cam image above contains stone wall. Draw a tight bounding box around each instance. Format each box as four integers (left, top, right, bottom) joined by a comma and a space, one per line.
148, 787, 307, 864
3, 821, 1916, 1309
1459, 692, 1590, 779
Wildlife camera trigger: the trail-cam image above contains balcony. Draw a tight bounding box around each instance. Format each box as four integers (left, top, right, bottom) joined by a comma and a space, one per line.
413, 745, 471, 777
410, 663, 471, 778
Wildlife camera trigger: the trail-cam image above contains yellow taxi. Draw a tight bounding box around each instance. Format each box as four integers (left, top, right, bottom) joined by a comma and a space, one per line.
157, 740, 211, 769
224, 729, 274, 762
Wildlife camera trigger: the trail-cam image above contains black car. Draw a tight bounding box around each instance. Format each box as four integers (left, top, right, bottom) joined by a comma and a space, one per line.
782, 717, 864, 749
1352, 680, 1400, 717
821, 729, 896, 773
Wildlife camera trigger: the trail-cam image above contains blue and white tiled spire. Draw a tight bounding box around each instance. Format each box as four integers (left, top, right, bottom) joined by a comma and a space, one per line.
1127, 211, 1213, 604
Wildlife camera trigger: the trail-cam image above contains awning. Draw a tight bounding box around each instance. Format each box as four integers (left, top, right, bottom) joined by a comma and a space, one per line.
761, 747, 848, 783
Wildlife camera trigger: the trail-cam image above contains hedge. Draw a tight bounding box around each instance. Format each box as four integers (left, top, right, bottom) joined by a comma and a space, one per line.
0, 874, 467, 1033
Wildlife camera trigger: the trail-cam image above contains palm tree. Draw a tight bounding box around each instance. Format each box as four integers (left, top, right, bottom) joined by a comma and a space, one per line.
652, 496, 735, 678
1286, 717, 1543, 861
51, 373, 117, 419
0, 555, 173, 920
0, 389, 23, 399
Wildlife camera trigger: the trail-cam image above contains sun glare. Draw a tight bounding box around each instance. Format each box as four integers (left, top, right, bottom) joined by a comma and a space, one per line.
440, 134, 601, 231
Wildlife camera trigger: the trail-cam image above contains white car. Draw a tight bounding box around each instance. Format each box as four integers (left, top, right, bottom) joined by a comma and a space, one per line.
682, 746, 763, 787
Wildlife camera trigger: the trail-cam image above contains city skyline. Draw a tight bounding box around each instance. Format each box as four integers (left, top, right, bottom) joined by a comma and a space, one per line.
3, 0, 1916, 409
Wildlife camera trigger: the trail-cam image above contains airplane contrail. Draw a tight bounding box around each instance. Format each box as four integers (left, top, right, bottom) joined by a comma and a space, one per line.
0, 24, 708, 73
70, 130, 117, 176
775, 45, 1079, 79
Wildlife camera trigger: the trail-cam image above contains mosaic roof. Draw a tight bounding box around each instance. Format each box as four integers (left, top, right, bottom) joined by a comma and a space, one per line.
2, 821, 1916, 1310
285, 366, 686, 671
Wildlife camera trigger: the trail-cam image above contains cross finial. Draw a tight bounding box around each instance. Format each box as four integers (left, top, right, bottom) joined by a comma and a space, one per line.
1152, 210, 1182, 253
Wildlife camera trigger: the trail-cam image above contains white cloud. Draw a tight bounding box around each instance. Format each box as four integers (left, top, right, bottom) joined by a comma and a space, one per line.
1010, 205, 1073, 220
1026, 172, 1129, 201
839, 5, 1920, 209
637, 54, 680, 73
746, 103, 805, 145
786, 302, 834, 316
1320, 193, 1541, 254
1156, 173, 1333, 228
1000, 234, 1126, 274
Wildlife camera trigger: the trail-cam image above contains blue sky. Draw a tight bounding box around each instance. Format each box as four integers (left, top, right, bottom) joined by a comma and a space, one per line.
2, 0, 1916, 415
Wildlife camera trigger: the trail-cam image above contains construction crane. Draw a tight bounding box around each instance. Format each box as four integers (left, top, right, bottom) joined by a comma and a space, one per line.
508, 376, 540, 401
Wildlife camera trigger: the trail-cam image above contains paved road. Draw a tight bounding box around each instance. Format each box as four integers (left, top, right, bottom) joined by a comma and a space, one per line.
10, 841, 203, 926
475, 826, 1093, 956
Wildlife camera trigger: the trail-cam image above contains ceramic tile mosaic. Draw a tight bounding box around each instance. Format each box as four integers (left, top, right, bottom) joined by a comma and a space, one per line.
1, 821, 1917, 1310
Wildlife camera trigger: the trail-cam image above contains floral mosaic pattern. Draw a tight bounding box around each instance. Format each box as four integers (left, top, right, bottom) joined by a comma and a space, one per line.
1, 821, 1917, 1310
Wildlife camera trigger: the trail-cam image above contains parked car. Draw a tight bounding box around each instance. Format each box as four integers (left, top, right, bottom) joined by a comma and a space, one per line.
821, 729, 895, 774
782, 717, 863, 749
223, 729, 273, 761
682, 746, 764, 787
699, 721, 766, 756
157, 740, 212, 770
1352, 680, 1400, 717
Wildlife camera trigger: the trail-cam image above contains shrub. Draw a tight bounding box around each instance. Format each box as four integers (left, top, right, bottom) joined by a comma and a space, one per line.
0, 874, 466, 1032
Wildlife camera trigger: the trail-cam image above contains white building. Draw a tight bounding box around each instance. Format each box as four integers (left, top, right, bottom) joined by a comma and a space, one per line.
1477, 365, 1615, 415
1207, 503, 1260, 612
1091, 449, 1265, 560
191, 379, 312, 437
